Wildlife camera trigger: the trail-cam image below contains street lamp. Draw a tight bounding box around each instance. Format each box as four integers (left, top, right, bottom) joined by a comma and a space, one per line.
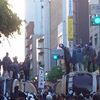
35, 76, 38, 80
45, 71, 48, 76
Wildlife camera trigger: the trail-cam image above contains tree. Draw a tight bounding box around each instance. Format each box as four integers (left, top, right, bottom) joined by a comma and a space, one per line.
0, 0, 23, 38
47, 66, 64, 83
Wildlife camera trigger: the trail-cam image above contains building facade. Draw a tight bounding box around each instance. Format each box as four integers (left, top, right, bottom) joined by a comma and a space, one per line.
50, 0, 89, 49
89, 0, 100, 54
25, 0, 51, 76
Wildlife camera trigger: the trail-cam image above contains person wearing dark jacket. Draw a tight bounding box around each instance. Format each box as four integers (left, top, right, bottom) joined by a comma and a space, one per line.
23, 55, 30, 81
11, 85, 27, 100
71, 49, 77, 71
11, 56, 19, 79
76, 44, 84, 72
63, 47, 71, 74
59, 44, 71, 74
95, 51, 100, 73
86, 41, 96, 72
25, 55, 30, 80
2, 52, 12, 78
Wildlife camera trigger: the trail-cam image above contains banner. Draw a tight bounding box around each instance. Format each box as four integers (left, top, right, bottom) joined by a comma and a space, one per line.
69, 41, 73, 57
38, 67, 44, 89
68, 19, 73, 39
68, 0, 73, 16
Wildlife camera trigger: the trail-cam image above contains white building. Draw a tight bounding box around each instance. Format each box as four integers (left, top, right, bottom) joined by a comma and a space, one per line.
25, 0, 51, 76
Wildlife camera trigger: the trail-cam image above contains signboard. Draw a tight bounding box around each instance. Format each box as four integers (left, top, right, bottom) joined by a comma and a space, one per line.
51, 49, 64, 55
68, 0, 73, 16
90, 4, 100, 14
69, 41, 73, 56
38, 67, 44, 89
68, 19, 73, 39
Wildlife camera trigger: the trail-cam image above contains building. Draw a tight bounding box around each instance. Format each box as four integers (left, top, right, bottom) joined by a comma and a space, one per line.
25, 0, 51, 76
73, 0, 89, 46
50, 0, 89, 49
89, 0, 100, 53
25, 22, 34, 72
25, 21, 44, 76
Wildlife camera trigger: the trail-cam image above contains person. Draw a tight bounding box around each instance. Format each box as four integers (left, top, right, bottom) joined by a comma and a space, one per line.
23, 58, 27, 81
95, 51, 100, 73
11, 56, 19, 79
76, 44, 84, 72
93, 93, 100, 100
11, 85, 27, 100
83, 44, 88, 55
46, 95, 52, 100
60, 44, 71, 74
71, 48, 77, 71
86, 41, 95, 72
23, 55, 30, 81
26, 55, 30, 80
2, 52, 12, 78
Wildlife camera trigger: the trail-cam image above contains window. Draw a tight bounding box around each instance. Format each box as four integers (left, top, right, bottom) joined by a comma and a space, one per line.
95, 34, 98, 45
90, 36, 93, 43
58, 35, 63, 45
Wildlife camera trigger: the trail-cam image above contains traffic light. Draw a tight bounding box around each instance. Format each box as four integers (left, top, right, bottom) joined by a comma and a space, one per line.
53, 55, 64, 60
53, 55, 58, 60
90, 15, 100, 26
94, 17, 100, 24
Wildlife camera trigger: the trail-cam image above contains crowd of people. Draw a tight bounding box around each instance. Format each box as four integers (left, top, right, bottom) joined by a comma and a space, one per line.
0, 52, 30, 81
60, 41, 100, 74
1, 86, 100, 100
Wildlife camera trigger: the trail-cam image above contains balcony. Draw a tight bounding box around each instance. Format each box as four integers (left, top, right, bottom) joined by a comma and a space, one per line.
25, 40, 30, 48
38, 48, 44, 54
30, 44, 32, 50
38, 37, 44, 42
30, 54, 32, 60
25, 32, 30, 39
25, 48, 30, 56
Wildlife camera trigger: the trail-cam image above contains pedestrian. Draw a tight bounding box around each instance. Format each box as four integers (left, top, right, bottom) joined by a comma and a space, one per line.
46, 95, 52, 100
59, 44, 71, 74
76, 44, 84, 72
93, 94, 100, 100
86, 41, 95, 72
23, 55, 30, 81
10, 85, 27, 100
2, 52, 12, 78
95, 51, 100, 73
23, 58, 27, 81
12, 56, 19, 79
25, 55, 30, 80
71, 49, 77, 71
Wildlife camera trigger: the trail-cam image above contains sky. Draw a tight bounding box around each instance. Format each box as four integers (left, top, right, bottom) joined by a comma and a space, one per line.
0, 0, 25, 62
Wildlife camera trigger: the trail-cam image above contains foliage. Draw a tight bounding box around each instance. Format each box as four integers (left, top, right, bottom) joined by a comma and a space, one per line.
83, 56, 88, 71
83, 56, 99, 71
0, 0, 23, 37
47, 66, 64, 83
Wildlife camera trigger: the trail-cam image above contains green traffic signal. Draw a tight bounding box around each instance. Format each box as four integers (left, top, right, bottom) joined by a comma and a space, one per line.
53, 55, 58, 60
94, 17, 100, 24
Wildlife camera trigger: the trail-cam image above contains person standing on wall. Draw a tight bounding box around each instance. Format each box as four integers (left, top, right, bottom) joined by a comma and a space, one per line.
59, 44, 71, 74
85, 41, 95, 72
23, 55, 30, 81
25, 55, 30, 81
76, 44, 84, 72
2, 52, 12, 78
